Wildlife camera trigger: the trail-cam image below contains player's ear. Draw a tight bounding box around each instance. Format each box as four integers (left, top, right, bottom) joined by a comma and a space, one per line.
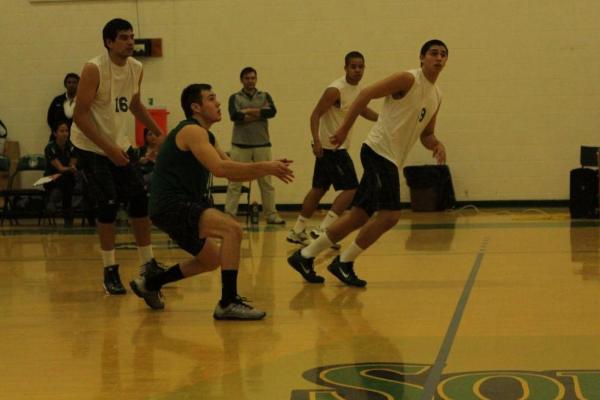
191, 102, 202, 115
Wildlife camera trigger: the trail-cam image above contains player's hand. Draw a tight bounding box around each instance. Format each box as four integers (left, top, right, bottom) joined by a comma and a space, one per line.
147, 149, 157, 162
311, 140, 323, 158
433, 142, 446, 164
106, 146, 130, 166
271, 159, 294, 183
329, 128, 348, 148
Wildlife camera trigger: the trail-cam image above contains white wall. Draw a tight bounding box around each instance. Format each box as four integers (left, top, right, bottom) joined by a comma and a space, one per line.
2, 0, 599, 203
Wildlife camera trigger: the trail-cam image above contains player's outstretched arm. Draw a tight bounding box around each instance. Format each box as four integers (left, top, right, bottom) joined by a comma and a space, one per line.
331, 72, 415, 146
179, 124, 294, 183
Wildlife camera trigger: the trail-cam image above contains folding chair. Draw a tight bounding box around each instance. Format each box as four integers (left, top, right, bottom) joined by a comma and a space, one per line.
0, 155, 10, 225
2, 154, 51, 225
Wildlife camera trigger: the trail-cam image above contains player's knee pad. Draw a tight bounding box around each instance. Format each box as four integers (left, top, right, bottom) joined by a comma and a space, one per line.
127, 194, 148, 218
96, 201, 118, 223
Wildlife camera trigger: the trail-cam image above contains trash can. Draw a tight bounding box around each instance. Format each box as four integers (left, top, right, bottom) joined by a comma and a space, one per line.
135, 108, 169, 146
403, 165, 455, 211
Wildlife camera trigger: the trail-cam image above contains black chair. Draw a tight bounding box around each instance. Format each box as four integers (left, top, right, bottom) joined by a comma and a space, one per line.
0, 155, 11, 225
580, 146, 600, 214
570, 146, 599, 219
1, 154, 50, 225
580, 146, 599, 167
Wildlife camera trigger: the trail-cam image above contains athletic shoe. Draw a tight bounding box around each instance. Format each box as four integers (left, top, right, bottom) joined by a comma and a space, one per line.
287, 249, 325, 283
130, 259, 166, 309
103, 265, 127, 295
286, 229, 310, 246
213, 296, 266, 320
309, 227, 341, 250
327, 256, 367, 287
267, 214, 286, 225
141, 258, 167, 276
130, 277, 165, 309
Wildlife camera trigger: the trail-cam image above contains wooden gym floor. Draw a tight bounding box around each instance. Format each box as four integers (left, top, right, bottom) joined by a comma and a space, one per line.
1, 208, 599, 399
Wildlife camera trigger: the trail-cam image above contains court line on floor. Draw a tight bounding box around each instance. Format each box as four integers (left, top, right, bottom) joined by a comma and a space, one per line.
420, 236, 490, 400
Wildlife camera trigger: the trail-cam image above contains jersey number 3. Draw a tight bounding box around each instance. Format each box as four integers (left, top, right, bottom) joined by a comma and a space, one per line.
115, 97, 129, 112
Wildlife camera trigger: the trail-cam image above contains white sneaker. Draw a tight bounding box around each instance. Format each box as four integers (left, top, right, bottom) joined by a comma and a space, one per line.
267, 214, 285, 225
309, 227, 341, 250
287, 229, 310, 246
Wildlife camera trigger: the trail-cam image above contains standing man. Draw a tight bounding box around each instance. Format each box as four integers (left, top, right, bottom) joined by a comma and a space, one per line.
130, 83, 294, 319
72, 18, 166, 295
288, 40, 449, 286
287, 51, 378, 247
47, 73, 79, 140
225, 67, 285, 224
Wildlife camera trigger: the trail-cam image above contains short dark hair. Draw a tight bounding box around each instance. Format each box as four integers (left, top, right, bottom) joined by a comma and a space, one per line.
143, 128, 157, 145
420, 39, 448, 57
102, 18, 133, 50
239, 67, 257, 80
180, 83, 212, 118
63, 73, 79, 86
52, 119, 69, 133
344, 51, 364, 66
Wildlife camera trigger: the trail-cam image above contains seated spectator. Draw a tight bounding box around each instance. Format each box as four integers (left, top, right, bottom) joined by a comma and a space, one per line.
137, 128, 162, 189
46, 73, 79, 141
44, 120, 77, 226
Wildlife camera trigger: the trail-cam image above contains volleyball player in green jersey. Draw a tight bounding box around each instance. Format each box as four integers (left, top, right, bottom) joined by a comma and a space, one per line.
130, 84, 294, 320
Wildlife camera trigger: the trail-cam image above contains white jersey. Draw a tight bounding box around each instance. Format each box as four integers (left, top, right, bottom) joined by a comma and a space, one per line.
365, 68, 441, 167
319, 76, 361, 150
71, 53, 142, 155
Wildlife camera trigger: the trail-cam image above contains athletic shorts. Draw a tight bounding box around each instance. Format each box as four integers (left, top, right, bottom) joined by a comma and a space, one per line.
151, 200, 209, 256
75, 147, 146, 206
351, 144, 401, 216
312, 149, 359, 191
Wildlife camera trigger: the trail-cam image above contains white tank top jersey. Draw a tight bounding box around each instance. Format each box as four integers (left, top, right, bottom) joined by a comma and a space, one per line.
364, 68, 442, 167
71, 53, 142, 155
319, 76, 361, 150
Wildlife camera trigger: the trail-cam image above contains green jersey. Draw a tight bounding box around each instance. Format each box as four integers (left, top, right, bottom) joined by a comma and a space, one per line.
149, 118, 216, 215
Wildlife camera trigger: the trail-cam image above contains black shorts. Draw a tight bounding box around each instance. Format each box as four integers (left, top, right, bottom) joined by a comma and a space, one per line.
151, 201, 209, 256
75, 147, 147, 207
312, 149, 359, 191
351, 144, 401, 216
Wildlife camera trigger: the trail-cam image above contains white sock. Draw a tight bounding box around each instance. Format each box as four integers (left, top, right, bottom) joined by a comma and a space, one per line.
301, 233, 333, 258
137, 245, 154, 264
101, 249, 116, 268
340, 241, 364, 263
293, 215, 308, 233
319, 210, 339, 230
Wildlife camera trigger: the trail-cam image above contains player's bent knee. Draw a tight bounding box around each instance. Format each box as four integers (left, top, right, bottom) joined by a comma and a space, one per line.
218, 218, 243, 242
380, 213, 401, 229
229, 222, 243, 241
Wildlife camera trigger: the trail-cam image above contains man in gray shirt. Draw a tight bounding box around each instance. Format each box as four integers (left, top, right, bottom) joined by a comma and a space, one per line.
225, 67, 284, 224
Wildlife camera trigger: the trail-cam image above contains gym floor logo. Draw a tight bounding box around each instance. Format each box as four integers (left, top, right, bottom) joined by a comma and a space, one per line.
290, 362, 600, 399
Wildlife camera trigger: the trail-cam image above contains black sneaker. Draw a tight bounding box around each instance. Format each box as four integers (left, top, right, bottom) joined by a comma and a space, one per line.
287, 249, 325, 283
130, 277, 165, 310
130, 259, 166, 309
327, 256, 367, 287
141, 258, 167, 277
103, 265, 127, 295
